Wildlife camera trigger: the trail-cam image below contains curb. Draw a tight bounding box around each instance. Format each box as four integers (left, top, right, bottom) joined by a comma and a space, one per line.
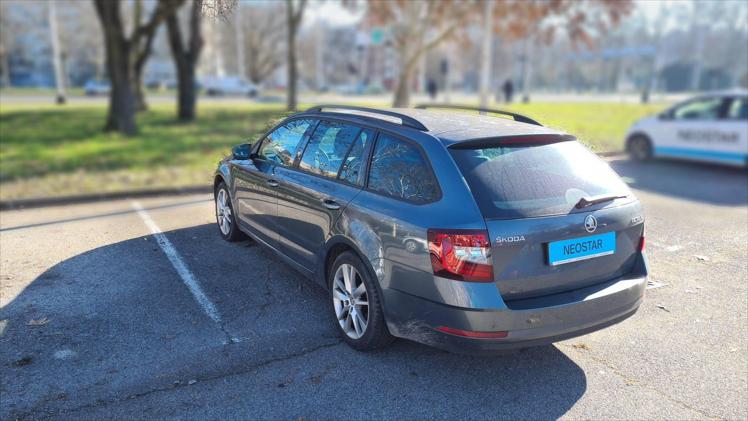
0, 186, 213, 211
0, 151, 627, 211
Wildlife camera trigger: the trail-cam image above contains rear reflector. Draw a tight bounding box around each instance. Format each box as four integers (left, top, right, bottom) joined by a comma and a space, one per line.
436, 326, 508, 339
639, 227, 646, 252
427, 229, 493, 282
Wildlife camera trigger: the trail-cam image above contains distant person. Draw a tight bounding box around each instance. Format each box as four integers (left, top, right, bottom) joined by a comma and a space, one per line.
427, 78, 438, 100
502, 79, 514, 103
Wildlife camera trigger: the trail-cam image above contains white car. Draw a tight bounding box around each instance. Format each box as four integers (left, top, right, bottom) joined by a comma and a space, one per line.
84, 80, 110, 96
625, 90, 748, 166
203, 76, 258, 97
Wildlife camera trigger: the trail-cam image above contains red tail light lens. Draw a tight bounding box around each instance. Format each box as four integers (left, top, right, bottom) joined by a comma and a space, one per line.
639, 227, 646, 252
436, 326, 508, 339
427, 229, 493, 282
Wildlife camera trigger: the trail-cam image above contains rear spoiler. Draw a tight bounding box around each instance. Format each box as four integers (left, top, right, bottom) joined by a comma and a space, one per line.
448, 134, 576, 149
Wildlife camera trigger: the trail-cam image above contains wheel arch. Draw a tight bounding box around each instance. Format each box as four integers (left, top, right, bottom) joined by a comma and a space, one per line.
320, 236, 383, 295
321, 234, 392, 329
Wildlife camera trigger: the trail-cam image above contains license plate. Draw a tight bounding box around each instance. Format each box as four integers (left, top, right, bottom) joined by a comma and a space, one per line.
547, 232, 616, 266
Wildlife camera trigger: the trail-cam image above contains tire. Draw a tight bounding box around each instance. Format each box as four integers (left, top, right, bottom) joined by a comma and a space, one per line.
215, 182, 245, 242
627, 135, 653, 161
329, 251, 394, 351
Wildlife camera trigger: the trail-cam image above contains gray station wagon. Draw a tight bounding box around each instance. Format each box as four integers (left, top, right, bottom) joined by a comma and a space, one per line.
213, 104, 648, 354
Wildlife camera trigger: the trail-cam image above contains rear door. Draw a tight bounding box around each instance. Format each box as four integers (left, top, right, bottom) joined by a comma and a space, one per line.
233, 118, 314, 249
274, 121, 374, 272
449, 140, 644, 301
721, 96, 748, 165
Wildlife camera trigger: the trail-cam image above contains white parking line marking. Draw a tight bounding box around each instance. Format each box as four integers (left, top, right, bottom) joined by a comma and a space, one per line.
131, 201, 222, 323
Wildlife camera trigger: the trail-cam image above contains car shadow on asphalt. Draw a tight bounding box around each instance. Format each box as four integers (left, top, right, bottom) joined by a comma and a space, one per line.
1, 223, 586, 419
609, 157, 748, 206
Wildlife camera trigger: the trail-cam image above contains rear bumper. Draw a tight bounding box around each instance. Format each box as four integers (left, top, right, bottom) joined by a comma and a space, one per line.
383, 274, 646, 355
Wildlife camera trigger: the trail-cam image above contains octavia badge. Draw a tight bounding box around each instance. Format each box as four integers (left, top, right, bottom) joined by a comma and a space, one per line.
584, 215, 598, 233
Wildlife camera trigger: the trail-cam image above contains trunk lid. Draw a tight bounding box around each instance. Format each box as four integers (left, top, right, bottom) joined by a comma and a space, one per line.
448, 137, 644, 300
486, 202, 643, 301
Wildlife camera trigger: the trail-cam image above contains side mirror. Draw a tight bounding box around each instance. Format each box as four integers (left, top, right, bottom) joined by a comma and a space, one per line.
231, 143, 251, 160
658, 111, 673, 120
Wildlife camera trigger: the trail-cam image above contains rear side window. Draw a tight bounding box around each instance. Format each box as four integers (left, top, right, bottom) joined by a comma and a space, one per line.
339, 128, 374, 185
449, 141, 631, 219
259, 119, 313, 166
299, 121, 361, 178
727, 97, 748, 120
367, 134, 439, 203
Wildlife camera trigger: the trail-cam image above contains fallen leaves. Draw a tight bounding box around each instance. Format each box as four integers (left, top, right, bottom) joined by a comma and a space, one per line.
572, 343, 591, 350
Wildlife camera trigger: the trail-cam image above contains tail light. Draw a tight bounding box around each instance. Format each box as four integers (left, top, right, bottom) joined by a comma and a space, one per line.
436, 326, 508, 339
427, 229, 493, 282
639, 226, 646, 252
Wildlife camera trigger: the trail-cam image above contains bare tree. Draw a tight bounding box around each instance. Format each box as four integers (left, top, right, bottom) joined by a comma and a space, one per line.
93, 0, 184, 135
364, 0, 631, 107
166, 0, 204, 121
286, 0, 307, 111
166, 0, 236, 121
132, 0, 163, 111
364, 0, 474, 107
242, 3, 285, 84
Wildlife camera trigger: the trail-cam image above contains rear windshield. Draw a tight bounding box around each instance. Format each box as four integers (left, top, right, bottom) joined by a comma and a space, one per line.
449, 141, 632, 219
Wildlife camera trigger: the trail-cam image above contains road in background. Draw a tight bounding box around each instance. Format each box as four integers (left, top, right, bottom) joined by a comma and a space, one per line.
1, 157, 746, 420
0, 91, 689, 106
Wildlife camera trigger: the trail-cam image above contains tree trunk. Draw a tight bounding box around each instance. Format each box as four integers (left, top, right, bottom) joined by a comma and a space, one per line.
166, 0, 203, 122
49, 0, 67, 104
133, 63, 147, 111
105, 41, 137, 134
286, 30, 297, 111
94, 0, 184, 134
392, 66, 413, 108
176, 62, 197, 120
478, 0, 494, 108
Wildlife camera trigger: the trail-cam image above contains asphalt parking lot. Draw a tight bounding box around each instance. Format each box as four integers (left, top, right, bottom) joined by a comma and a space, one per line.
1, 157, 746, 420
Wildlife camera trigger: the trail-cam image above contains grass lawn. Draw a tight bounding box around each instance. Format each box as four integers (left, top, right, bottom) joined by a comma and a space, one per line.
0, 100, 668, 201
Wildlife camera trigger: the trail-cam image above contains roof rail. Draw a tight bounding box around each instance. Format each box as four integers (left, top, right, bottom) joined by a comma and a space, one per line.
305, 104, 428, 131
414, 104, 542, 126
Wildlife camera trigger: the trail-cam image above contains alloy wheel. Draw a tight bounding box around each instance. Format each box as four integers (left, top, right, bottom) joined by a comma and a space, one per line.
332, 263, 369, 339
216, 189, 232, 235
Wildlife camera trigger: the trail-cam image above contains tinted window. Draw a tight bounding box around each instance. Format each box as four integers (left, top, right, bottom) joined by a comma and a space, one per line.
672, 98, 723, 120
339, 129, 374, 185
449, 141, 631, 219
727, 97, 748, 120
299, 121, 361, 178
367, 134, 439, 203
259, 119, 313, 166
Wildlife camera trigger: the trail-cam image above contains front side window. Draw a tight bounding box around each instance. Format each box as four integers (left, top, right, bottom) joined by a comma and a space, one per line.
672, 98, 724, 120
259, 119, 313, 166
339, 129, 374, 185
367, 134, 439, 203
299, 121, 361, 178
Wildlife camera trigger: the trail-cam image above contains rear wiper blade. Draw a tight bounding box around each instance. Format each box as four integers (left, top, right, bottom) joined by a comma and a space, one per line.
574, 194, 627, 209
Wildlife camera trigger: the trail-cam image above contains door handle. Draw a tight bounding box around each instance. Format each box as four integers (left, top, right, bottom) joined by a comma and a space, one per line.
267, 179, 279, 187
322, 198, 341, 210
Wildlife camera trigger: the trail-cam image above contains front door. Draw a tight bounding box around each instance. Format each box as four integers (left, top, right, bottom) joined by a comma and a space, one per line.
234, 118, 315, 249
